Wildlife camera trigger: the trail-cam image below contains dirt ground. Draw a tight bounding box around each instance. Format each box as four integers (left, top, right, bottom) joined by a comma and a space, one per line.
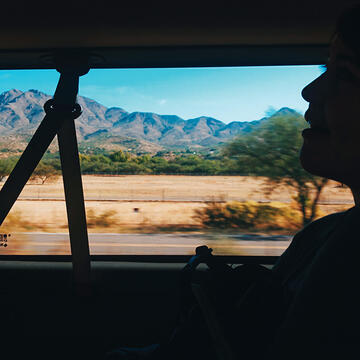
10, 174, 354, 203
0, 175, 354, 233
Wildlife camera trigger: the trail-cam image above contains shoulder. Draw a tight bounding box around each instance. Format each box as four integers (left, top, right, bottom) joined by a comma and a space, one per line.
299, 211, 348, 234
289, 210, 347, 247
273, 210, 348, 271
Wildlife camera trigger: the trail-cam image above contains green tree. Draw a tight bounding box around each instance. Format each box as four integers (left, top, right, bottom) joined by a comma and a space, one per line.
109, 150, 130, 163
0, 158, 15, 182
224, 112, 328, 226
31, 161, 60, 184
136, 154, 151, 164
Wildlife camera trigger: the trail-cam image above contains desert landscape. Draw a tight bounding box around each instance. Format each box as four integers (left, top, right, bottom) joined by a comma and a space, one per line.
0, 175, 354, 256
0, 175, 354, 232
1, 90, 344, 256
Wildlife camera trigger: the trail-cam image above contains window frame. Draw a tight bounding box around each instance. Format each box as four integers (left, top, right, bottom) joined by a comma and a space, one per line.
0, 44, 327, 264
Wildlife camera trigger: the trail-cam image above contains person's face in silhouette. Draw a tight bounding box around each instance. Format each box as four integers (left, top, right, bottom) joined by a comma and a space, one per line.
301, 35, 360, 187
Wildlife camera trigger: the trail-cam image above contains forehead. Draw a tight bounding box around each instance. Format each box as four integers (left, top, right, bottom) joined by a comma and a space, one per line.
330, 35, 358, 63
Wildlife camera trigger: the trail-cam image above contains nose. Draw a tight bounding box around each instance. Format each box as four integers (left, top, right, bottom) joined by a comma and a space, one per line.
301, 72, 329, 103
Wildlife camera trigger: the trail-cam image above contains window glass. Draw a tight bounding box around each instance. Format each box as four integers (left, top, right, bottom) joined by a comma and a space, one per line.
0, 146, 70, 255
0, 67, 354, 256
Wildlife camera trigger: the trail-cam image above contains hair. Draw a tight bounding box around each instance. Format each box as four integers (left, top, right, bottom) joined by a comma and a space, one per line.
336, 4, 360, 57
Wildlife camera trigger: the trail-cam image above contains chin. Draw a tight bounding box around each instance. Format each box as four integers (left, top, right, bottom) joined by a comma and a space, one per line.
299, 145, 330, 178
300, 147, 358, 185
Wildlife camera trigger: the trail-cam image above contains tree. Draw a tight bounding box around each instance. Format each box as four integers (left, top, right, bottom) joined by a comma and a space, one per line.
224, 112, 328, 226
109, 150, 130, 163
31, 161, 60, 184
0, 158, 15, 182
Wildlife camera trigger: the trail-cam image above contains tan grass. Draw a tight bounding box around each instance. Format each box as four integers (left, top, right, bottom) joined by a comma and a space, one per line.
3, 175, 352, 203
0, 175, 354, 234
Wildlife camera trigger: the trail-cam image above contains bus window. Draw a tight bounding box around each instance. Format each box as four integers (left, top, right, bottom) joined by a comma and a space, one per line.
0, 66, 353, 256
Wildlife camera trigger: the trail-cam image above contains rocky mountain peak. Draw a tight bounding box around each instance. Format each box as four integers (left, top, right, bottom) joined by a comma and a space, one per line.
0, 88, 303, 152
0, 89, 24, 104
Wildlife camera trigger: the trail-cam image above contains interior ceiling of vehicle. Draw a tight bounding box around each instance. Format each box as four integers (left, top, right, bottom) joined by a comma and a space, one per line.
1, 4, 357, 357
0, 0, 358, 69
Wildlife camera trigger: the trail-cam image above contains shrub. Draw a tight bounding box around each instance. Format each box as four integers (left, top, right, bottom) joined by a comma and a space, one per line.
86, 209, 117, 228
0, 158, 15, 181
1, 210, 36, 231
193, 201, 303, 230
30, 162, 60, 184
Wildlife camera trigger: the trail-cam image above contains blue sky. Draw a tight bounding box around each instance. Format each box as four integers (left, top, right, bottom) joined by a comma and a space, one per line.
0, 65, 323, 123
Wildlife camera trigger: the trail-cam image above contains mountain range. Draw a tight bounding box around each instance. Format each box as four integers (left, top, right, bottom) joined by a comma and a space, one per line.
0, 89, 299, 153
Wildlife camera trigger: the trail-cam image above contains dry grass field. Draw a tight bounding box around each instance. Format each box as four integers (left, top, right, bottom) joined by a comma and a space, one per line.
0, 175, 354, 234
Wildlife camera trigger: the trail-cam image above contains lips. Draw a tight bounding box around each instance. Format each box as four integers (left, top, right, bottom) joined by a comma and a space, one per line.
302, 118, 331, 138
302, 127, 330, 139
308, 125, 330, 133
304, 110, 330, 136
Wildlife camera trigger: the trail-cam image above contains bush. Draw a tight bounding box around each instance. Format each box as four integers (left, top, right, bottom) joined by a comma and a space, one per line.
193, 201, 302, 230
86, 209, 117, 228
0, 158, 16, 181
30, 161, 60, 184
2, 210, 36, 231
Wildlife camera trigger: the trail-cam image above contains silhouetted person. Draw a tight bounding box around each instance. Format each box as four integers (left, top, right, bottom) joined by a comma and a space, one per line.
265, 4, 360, 359
107, 5, 360, 360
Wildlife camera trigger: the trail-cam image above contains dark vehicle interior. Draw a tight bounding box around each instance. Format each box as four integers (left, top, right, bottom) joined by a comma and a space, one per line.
0, 1, 357, 359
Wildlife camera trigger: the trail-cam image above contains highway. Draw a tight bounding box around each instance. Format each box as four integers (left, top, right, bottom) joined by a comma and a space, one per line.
1, 232, 292, 256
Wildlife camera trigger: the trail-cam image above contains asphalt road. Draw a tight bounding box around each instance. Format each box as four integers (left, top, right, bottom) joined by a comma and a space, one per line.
1, 232, 292, 256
